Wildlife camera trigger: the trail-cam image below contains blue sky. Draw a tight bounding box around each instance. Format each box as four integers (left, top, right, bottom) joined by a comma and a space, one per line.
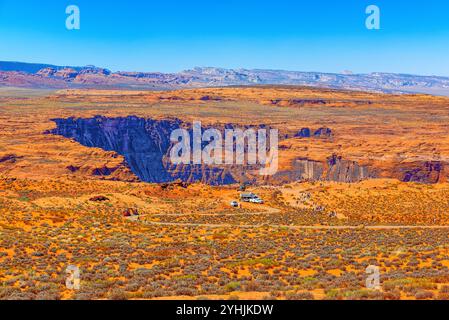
0, 0, 448, 75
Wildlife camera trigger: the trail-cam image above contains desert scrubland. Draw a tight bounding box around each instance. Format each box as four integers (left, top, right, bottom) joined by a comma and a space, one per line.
1, 86, 449, 300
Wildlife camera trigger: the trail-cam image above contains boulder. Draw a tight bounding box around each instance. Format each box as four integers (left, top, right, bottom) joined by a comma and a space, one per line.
89, 195, 109, 202
314, 127, 333, 138
295, 128, 311, 138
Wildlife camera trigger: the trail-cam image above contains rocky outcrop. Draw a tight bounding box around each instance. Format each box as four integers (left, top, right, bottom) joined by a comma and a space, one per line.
272, 156, 373, 184
325, 154, 370, 182
314, 127, 333, 138
0, 154, 21, 163
294, 127, 333, 139
399, 161, 443, 184
295, 128, 311, 138
267, 99, 327, 107
310, 156, 445, 184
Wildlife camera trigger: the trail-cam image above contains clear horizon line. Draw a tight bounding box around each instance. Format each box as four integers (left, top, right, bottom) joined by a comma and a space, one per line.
1, 59, 449, 79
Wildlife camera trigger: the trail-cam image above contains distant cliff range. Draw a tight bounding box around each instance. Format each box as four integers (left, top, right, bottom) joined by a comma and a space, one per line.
1, 61, 449, 96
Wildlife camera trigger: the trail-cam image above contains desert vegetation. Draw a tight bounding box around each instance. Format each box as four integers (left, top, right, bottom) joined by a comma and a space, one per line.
1, 177, 449, 300
1, 87, 449, 300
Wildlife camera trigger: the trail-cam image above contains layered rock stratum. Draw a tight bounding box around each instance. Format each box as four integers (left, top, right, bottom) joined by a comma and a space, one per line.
1, 61, 449, 96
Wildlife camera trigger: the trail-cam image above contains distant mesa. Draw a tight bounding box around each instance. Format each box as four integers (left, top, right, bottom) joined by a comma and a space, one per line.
37, 66, 110, 80
36, 67, 57, 77
1, 60, 449, 96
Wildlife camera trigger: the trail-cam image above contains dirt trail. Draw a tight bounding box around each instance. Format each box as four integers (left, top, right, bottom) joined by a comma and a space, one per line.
140, 205, 449, 230
144, 221, 449, 230
150, 205, 281, 217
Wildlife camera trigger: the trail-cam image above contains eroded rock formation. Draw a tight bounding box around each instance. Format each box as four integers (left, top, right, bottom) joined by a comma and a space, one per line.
48, 116, 445, 185
49, 116, 237, 185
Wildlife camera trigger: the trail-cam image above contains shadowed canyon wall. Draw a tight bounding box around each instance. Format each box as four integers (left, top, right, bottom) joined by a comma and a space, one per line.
48, 116, 444, 185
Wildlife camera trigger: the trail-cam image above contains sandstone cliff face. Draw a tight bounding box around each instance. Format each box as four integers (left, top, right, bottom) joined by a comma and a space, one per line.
51, 116, 178, 183
325, 155, 371, 182
49, 116, 238, 185
48, 116, 444, 185
270, 156, 373, 184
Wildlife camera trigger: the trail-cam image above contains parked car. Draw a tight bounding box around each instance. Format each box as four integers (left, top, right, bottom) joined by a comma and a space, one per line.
230, 201, 239, 207
240, 192, 259, 202
249, 198, 264, 204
